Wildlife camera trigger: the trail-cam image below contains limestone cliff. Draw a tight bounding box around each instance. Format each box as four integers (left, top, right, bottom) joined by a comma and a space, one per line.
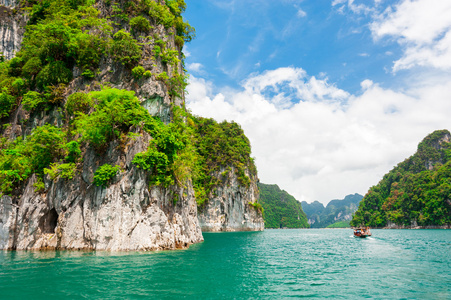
0, 0, 263, 251
197, 165, 264, 232
191, 117, 264, 232
0, 0, 203, 250
0, 0, 25, 60
0, 134, 202, 250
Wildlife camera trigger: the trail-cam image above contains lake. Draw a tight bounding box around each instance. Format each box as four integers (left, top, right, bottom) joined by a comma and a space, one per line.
1, 229, 450, 299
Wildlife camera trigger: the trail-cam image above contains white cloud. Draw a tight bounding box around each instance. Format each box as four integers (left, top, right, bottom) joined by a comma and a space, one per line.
187, 62, 204, 72
297, 8, 307, 18
371, 0, 451, 71
332, 0, 381, 15
183, 46, 191, 58
187, 67, 451, 204
332, 0, 347, 6
183, 0, 451, 205
360, 79, 373, 90
241, 68, 348, 107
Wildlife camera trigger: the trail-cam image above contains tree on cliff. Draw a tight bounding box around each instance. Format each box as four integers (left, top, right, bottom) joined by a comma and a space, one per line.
351, 130, 451, 227
0, 0, 262, 251
258, 183, 309, 228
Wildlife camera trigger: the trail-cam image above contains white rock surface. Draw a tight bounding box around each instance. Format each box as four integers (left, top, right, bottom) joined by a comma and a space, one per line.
198, 167, 264, 232
0, 138, 204, 250
0, 3, 25, 60
0, 1, 263, 251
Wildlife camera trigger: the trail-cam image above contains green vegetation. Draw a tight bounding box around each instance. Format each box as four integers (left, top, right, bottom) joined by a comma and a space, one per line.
20, 124, 65, 175
64, 141, 81, 163
93, 164, 120, 187
129, 16, 151, 33
191, 116, 257, 206
132, 108, 192, 187
44, 162, 76, 180
0, 0, 258, 214
258, 183, 309, 228
0, 137, 33, 194
35, 61, 73, 90
110, 30, 142, 66
249, 201, 264, 213
351, 130, 451, 227
13, 1, 112, 90
0, 0, 193, 103
147, 0, 195, 48
132, 66, 146, 79
22, 91, 46, 111
148, 1, 176, 28
65, 92, 92, 115
74, 88, 148, 150
151, 38, 186, 99
0, 88, 16, 118
0, 124, 65, 194
156, 71, 169, 81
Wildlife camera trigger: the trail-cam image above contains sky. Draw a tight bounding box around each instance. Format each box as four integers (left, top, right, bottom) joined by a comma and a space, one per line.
182, 0, 451, 205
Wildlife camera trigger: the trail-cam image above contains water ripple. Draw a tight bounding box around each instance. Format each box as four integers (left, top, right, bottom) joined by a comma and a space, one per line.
0, 229, 450, 299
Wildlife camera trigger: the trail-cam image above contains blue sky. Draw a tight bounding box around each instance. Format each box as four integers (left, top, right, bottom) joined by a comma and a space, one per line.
183, 0, 451, 204
185, 0, 403, 94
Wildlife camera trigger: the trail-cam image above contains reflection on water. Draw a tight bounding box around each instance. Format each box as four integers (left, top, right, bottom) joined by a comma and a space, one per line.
1, 229, 450, 299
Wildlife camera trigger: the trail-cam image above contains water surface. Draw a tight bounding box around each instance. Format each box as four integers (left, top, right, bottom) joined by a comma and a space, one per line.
1, 229, 450, 299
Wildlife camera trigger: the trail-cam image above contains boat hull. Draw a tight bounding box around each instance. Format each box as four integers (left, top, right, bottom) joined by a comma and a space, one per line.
354, 233, 371, 238
353, 228, 372, 238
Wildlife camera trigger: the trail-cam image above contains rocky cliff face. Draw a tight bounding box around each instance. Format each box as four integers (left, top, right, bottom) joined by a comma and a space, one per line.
0, 133, 202, 250
0, 0, 263, 251
0, 0, 205, 250
0, 0, 25, 61
198, 166, 264, 232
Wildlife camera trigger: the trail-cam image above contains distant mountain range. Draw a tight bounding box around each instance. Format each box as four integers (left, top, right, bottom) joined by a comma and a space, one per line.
258, 183, 309, 228
258, 182, 363, 229
301, 194, 363, 228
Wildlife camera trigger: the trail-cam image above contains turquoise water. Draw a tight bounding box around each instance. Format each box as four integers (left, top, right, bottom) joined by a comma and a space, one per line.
1, 229, 450, 299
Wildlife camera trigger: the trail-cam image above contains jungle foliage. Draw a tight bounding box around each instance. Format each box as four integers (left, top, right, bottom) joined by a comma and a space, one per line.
0, 0, 193, 120
190, 116, 257, 206
258, 183, 309, 228
0, 124, 66, 194
93, 164, 121, 187
351, 130, 451, 227
0, 0, 257, 212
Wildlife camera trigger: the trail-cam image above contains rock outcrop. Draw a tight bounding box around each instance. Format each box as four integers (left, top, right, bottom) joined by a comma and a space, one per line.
0, 0, 263, 251
198, 166, 264, 231
0, 0, 205, 250
0, 0, 25, 60
0, 135, 202, 250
